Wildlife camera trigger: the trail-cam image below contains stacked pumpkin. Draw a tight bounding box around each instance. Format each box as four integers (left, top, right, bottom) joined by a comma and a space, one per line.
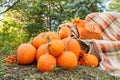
16, 22, 99, 72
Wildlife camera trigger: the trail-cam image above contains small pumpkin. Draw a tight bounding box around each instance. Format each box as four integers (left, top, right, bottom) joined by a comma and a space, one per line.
38, 31, 60, 41
49, 40, 64, 57
37, 53, 56, 72
36, 43, 48, 61
57, 51, 78, 70
85, 54, 99, 67
32, 36, 46, 48
17, 43, 36, 65
58, 26, 72, 39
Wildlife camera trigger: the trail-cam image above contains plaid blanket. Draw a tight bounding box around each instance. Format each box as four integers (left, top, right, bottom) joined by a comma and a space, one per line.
57, 12, 120, 77
85, 12, 120, 77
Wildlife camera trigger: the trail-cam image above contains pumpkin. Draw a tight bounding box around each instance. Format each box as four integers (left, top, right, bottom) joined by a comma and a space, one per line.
72, 18, 86, 28
85, 54, 99, 67
57, 51, 77, 70
71, 18, 103, 40
37, 36, 56, 72
17, 43, 36, 65
62, 38, 81, 59
36, 43, 48, 61
37, 53, 56, 72
38, 31, 60, 41
49, 40, 64, 57
58, 26, 72, 39
32, 36, 46, 48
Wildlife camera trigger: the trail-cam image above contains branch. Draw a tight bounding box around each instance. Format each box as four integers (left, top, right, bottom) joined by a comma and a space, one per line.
0, 0, 20, 14
0, 1, 8, 6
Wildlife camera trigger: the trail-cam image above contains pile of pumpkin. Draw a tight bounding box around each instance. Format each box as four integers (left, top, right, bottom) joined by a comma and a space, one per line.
15, 25, 99, 72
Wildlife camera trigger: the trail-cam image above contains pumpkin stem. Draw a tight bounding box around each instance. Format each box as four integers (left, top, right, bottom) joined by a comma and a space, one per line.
64, 29, 72, 51
46, 35, 51, 54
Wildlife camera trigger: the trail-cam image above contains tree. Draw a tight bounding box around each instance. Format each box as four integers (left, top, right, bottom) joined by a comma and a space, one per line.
108, 0, 120, 12
1, 0, 105, 38
0, 10, 27, 54
11, 0, 105, 36
0, 0, 19, 14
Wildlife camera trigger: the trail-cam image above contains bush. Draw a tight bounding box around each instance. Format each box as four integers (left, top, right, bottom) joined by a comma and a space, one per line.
0, 18, 29, 54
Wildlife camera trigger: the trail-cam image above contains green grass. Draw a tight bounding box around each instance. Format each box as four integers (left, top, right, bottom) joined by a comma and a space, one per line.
0, 54, 120, 80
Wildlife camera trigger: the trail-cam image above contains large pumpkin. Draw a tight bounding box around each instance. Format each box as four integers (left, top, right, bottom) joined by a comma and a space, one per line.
48, 40, 64, 57
62, 38, 81, 59
17, 43, 36, 65
71, 18, 103, 40
57, 51, 77, 70
36, 43, 48, 61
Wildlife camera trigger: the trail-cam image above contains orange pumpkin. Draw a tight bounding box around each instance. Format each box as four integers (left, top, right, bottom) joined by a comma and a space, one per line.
71, 18, 103, 40
38, 31, 60, 41
32, 36, 46, 48
49, 40, 64, 57
17, 43, 36, 65
57, 51, 77, 70
37, 53, 56, 72
72, 18, 86, 28
58, 26, 72, 39
62, 38, 81, 59
85, 54, 99, 67
36, 43, 48, 61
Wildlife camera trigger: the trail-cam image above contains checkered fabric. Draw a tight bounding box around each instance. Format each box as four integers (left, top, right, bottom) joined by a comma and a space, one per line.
85, 12, 120, 77
85, 12, 120, 41
57, 12, 120, 77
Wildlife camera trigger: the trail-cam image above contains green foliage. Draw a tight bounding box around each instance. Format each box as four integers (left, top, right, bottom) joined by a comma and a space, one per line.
108, 0, 120, 12
13, 0, 104, 36
0, 15, 28, 54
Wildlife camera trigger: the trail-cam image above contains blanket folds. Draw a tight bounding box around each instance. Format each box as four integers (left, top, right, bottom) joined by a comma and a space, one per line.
85, 12, 120, 77
57, 12, 120, 77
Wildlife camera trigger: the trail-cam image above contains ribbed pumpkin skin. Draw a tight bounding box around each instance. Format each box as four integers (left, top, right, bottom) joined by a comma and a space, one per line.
85, 54, 98, 67
32, 36, 46, 48
37, 54, 56, 72
58, 27, 72, 39
49, 40, 64, 57
38, 32, 60, 41
17, 43, 36, 65
57, 51, 77, 70
62, 38, 81, 59
36, 43, 48, 61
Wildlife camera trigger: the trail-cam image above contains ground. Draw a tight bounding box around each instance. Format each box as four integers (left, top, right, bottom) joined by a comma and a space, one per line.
0, 54, 120, 80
